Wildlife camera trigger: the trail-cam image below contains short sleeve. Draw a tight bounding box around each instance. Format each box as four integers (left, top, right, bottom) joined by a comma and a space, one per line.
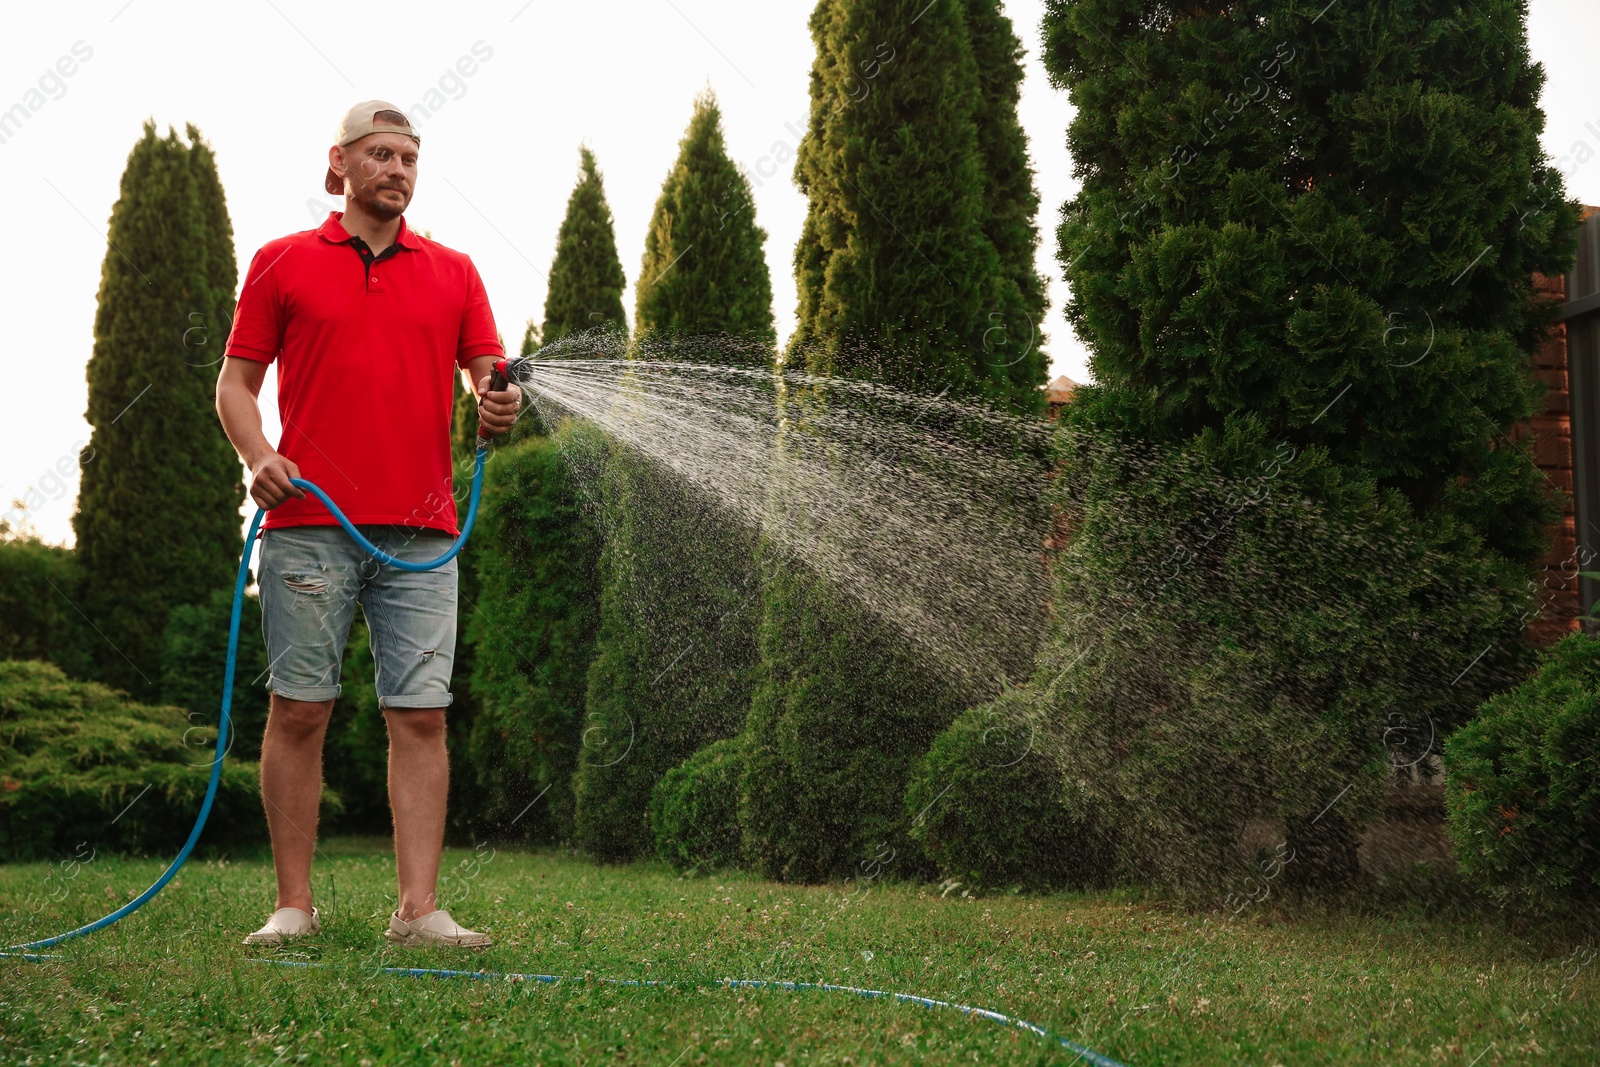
225, 244, 287, 363
457, 258, 503, 367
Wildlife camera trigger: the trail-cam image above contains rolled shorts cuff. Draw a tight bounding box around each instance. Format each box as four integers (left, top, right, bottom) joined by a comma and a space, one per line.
269, 680, 343, 702
378, 692, 454, 710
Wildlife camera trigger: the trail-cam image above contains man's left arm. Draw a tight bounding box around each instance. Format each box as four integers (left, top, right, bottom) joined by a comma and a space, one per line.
464, 355, 521, 441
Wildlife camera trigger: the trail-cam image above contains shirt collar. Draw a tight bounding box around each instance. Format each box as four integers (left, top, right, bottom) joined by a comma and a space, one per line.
316, 210, 422, 251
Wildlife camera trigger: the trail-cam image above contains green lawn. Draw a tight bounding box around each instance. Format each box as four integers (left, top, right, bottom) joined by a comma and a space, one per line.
1, 838, 1594, 1065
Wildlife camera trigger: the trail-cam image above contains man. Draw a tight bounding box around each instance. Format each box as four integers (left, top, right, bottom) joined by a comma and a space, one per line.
216, 100, 520, 949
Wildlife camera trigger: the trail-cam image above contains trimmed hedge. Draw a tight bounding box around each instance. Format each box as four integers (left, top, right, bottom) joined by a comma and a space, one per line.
906, 694, 1105, 891
0, 537, 92, 679
649, 737, 745, 872
0, 659, 266, 861
1445, 633, 1600, 913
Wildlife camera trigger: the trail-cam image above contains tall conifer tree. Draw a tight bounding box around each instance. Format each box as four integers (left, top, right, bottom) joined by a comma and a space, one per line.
963, 0, 1049, 413
75, 122, 243, 698
573, 92, 774, 860
742, 0, 1039, 881
542, 147, 628, 347
1034, 0, 1579, 884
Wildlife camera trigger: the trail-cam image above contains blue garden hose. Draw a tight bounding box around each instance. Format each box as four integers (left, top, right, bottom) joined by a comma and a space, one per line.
4, 445, 489, 953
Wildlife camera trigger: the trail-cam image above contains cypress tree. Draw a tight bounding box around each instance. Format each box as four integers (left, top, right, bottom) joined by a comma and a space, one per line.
963, 0, 1049, 413
185, 123, 238, 376
1036, 0, 1578, 885
75, 122, 244, 698
632, 93, 775, 347
788, 0, 1015, 407
573, 92, 774, 861
742, 0, 1037, 881
541, 147, 628, 347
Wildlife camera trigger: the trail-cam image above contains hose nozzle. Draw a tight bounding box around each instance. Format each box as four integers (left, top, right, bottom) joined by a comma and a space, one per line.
476, 355, 533, 451
488, 354, 533, 392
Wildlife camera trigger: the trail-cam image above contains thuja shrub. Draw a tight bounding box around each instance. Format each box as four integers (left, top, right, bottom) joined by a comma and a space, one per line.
906, 692, 1107, 891
1445, 633, 1600, 914
649, 737, 745, 872
0, 659, 265, 861
1029, 409, 1533, 892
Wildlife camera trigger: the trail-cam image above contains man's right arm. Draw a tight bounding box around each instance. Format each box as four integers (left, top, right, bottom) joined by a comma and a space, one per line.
216, 356, 305, 509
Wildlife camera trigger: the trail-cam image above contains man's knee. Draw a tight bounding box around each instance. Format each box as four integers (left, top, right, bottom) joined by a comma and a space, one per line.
266, 695, 336, 742
384, 707, 446, 745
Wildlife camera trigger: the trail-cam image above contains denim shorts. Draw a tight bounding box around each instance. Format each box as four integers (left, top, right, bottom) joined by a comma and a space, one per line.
257, 524, 457, 709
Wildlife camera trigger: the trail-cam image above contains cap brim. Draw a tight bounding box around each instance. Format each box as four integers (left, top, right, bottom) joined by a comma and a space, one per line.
325, 167, 343, 196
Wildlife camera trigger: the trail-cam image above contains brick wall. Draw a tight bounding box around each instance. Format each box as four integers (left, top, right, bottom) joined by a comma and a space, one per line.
1524, 270, 1582, 646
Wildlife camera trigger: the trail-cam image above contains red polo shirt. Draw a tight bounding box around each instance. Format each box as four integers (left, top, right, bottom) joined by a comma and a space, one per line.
225, 212, 502, 534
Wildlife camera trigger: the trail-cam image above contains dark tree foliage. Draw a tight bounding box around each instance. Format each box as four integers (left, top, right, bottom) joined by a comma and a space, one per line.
0, 660, 265, 862
574, 92, 775, 861
1020, 419, 1534, 894
1041, 0, 1579, 562
159, 587, 268, 763
74, 122, 244, 698
634, 92, 776, 348
905, 694, 1108, 891
1007, 0, 1579, 888
649, 736, 746, 871
1446, 632, 1600, 915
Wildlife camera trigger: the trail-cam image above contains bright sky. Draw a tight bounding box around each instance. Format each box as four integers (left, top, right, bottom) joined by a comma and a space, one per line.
2, 0, 1598, 546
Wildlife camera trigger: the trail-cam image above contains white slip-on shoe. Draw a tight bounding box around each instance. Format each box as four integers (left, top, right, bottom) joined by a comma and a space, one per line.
383, 909, 492, 950
242, 906, 321, 946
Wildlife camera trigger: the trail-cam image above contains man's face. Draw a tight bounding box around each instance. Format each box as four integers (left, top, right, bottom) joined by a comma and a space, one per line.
332, 131, 418, 220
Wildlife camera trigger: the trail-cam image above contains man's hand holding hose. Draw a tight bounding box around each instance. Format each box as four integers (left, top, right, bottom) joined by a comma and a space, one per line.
474, 374, 521, 440
248, 452, 307, 510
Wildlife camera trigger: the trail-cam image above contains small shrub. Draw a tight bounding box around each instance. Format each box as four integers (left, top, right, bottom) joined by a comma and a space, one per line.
0, 659, 266, 861
906, 694, 1106, 891
0, 537, 92, 679
650, 737, 745, 871
160, 587, 269, 762
1445, 633, 1600, 913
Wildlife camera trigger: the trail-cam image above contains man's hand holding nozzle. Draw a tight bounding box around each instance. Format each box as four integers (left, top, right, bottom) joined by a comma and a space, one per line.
475, 374, 522, 440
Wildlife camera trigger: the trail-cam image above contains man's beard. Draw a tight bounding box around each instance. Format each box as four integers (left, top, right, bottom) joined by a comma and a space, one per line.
353, 180, 410, 221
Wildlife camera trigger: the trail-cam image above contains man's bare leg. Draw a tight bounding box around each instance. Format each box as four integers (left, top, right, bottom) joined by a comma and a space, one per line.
385, 707, 449, 921
259, 693, 336, 913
